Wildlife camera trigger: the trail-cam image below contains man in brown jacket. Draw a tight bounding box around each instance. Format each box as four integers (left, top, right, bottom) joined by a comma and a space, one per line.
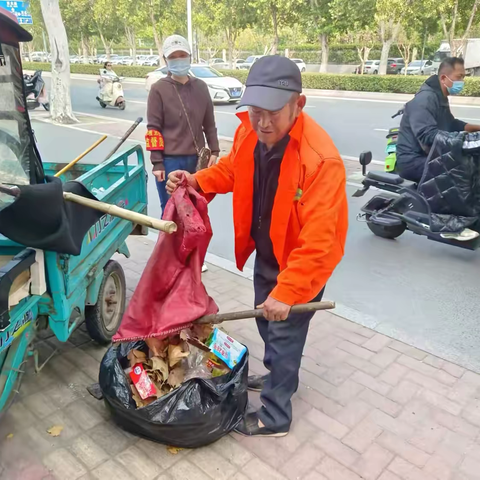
146, 34, 220, 213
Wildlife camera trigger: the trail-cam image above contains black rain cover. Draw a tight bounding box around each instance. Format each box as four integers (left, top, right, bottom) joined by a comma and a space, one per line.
0, 176, 103, 255
99, 341, 248, 448
418, 132, 480, 233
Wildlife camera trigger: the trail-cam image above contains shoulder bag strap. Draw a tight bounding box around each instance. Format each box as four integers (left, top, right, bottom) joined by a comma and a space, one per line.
172, 83, 200, 154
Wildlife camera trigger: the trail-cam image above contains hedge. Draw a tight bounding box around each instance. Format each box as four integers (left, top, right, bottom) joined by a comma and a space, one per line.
23, 63, 480, 96
219, 70, 480, 97
23, 62, 156, 78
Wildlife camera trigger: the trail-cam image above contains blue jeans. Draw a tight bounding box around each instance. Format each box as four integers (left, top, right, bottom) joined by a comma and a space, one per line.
156, 155, 198, 214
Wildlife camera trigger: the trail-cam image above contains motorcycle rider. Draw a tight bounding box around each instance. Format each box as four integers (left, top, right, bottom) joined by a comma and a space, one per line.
396, 57, 480, 182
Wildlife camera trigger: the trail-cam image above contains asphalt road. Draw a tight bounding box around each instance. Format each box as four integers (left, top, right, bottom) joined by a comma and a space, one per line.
36, 77, 480, 372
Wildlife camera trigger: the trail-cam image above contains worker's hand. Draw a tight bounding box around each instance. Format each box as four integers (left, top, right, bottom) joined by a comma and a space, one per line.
257, 296, 291, 321
208, 155, 218, 168
153, 169, 165, 182
166, 170, 199, 194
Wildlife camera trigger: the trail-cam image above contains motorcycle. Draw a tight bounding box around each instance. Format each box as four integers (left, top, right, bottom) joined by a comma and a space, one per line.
96, 69, 126, 110
353, 142, 480, 249
23, 70, 49, 111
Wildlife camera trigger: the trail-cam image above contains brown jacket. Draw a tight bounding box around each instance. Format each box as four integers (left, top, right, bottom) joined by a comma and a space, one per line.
146, 75, 220, 170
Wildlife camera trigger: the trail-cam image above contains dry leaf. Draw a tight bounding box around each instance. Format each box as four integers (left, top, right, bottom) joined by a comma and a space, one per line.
47, 425, 64, 437
146, 337, 168, 357
127, 349, 147, 368
6, 433, 13, 439
151, 356, 169, 381
130, 384, 146, 408
168, 367, 185, 388
168, 344, 189, 368
167, 446, 183, 455
192, 324, 214, 342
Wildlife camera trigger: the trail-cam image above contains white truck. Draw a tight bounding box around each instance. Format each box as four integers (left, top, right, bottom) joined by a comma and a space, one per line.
432, 39, 480, 76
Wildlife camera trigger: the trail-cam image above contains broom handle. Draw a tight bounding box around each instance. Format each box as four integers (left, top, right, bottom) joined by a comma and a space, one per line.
54, 135, 108, 177
195, 301, 335, 325
63, 191, 177, 233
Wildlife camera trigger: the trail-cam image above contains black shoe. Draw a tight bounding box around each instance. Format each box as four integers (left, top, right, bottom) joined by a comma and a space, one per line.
247, 374, 267, 392
235, 412, 289, 437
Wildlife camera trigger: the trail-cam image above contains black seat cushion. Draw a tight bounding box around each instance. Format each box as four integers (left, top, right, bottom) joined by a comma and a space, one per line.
367, 171, 404, 185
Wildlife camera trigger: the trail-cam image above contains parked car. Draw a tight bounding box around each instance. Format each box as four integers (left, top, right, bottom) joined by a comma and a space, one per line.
364, 60, 381, 74
387, 58, 405, 74
111, 56, 127, 65
145, 64, 244, 103
238, 55, 264, 70
120, 56, 135, 66
233, 59, 246, 69
209, 58, 228, 68
401, 59, 435, 75
291, 58, 306, 72
136, 55, 149, 65
30, 51, 48, 62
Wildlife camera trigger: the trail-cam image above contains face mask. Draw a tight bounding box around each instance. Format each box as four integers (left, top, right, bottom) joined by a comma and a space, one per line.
167, 57, 191, 76
445, 76, 465, 95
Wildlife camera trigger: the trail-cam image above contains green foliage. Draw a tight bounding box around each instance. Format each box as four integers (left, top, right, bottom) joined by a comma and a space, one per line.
23, 62, 156, 77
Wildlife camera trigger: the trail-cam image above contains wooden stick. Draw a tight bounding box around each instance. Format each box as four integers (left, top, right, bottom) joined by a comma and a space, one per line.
54, 135, 108, 178
63, 192, 177, 233
195, 301, 335, 325
103, 117, 143, 161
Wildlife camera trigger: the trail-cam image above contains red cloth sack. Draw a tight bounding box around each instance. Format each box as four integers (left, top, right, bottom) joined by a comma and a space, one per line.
113, 177, 218, 342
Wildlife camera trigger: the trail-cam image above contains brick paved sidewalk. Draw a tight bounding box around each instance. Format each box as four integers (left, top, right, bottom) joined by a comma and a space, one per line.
2, 237, 480, 480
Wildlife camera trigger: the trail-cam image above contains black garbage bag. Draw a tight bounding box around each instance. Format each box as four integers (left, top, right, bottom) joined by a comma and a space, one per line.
99, 340, 248, 448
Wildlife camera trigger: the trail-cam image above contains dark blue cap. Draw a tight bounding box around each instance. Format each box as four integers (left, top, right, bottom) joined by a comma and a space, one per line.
238, 55, 302, 111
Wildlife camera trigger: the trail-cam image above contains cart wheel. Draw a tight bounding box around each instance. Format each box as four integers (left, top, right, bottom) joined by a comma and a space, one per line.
366, 215, 406, 239
119, 101, 126, 111
85, 260, 126, 345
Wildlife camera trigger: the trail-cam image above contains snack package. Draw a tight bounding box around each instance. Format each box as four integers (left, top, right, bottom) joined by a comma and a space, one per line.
129, 363, 157, 400
207, 329, 247, 369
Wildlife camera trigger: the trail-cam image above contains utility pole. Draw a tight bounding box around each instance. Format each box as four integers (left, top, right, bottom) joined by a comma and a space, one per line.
187, 0, 193, 53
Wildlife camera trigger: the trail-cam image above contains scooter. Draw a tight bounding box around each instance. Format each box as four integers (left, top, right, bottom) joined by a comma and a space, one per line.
96, 69, 126, 110
353, 150, 480, 250
23, 70, 49, 111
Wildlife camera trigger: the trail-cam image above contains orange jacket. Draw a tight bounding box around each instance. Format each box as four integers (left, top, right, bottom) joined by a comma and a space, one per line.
195, 111, 348, 305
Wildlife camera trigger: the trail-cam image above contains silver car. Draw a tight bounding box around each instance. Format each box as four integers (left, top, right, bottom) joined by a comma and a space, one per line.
401, 60, 435, 75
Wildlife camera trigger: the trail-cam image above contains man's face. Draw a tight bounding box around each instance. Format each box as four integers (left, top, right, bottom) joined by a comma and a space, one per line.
441, 63, 466, 86
248, 95, 306, 147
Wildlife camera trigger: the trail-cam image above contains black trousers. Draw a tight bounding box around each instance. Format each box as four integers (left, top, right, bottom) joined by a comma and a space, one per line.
396, 155, 427, 183
254, 274, 324, 431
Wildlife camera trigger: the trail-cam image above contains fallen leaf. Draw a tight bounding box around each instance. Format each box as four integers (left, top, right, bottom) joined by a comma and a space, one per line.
192, 324, 214, 342
151, 356, 169, 381
167, 446, 183, 455
146, 337, 168, 357
47, 425, 64, 437
168, 367, 185, 388
127, 349, 147, 368
168, 344, 189, 368
130, 384, 146, 408
6, 433, 13, 439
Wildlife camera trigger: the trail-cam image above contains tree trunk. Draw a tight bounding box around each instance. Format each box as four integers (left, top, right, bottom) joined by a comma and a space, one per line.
460, 0, 480, 55
379, 39, 392, 75
81, 33, 88, 63
319, 33, 328, 73
39, 0, 77, 124
98, 29, 111, 59
125, 25, 137, 65
271, 3, 279, 55
227, 34, 234, 69
149, 1, 163, 62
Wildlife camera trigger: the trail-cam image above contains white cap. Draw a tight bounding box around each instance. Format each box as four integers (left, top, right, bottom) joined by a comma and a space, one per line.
162, 35, 191, 58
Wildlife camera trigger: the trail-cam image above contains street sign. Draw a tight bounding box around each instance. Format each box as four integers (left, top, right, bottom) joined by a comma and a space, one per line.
0, 1, 32, 25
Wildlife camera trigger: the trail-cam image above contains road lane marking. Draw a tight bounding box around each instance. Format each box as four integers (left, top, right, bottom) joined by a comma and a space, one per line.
374, 128, 389, 132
